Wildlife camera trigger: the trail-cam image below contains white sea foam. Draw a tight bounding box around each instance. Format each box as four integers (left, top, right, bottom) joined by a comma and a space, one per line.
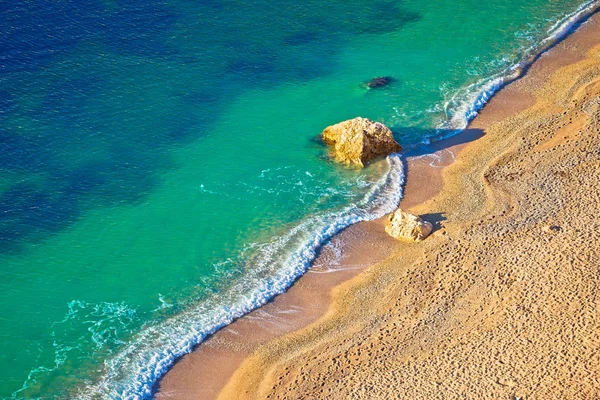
71, 2, 600, 398
75, 154, 404, 399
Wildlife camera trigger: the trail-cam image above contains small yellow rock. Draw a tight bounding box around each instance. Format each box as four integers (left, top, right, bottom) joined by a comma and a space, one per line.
385, 208, 433, 241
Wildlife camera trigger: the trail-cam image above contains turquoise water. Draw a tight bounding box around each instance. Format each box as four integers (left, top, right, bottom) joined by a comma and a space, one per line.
0, 0, 596, 398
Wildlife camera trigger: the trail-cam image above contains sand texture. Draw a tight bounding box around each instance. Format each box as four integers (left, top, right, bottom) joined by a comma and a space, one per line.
217, 18, 600, 400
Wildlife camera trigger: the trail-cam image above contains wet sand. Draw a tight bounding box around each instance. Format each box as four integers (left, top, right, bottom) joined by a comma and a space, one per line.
157, 11, 600, 400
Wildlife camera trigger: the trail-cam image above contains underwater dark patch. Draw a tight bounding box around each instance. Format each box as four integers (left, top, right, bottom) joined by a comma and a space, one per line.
0, 183, 80, 253
0, 91, 16, 114
285, 32, 320, 46
63, 163, 109, 195
226, 49, 278, 77
345, 1, 421, 35
0, 128, 58, 173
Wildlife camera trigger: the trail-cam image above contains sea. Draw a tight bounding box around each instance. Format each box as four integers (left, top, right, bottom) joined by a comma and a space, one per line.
0, 0, 597, 398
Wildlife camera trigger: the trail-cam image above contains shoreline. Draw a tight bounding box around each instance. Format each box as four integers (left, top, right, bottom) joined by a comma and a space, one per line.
156, 10, 600, 400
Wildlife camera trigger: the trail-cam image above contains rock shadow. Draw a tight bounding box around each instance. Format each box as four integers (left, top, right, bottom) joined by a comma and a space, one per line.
419, 212, 447, 233
391, 127, 486, 158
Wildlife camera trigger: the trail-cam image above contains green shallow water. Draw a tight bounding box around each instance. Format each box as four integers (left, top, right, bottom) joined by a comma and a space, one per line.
0, 0, 594, 397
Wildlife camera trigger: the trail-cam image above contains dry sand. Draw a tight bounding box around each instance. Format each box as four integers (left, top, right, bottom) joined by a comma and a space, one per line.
158, 12, 600, 400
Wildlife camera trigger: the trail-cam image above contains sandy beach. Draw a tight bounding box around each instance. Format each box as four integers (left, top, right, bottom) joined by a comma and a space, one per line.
157, 11, 600, 400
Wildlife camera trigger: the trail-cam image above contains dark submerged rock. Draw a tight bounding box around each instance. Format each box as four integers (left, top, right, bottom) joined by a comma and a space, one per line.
366, 76, 394, 88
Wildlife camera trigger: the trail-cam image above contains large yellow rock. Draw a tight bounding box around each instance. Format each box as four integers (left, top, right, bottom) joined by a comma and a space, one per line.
321, 117, 401, 167
385, 208, 433, 241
